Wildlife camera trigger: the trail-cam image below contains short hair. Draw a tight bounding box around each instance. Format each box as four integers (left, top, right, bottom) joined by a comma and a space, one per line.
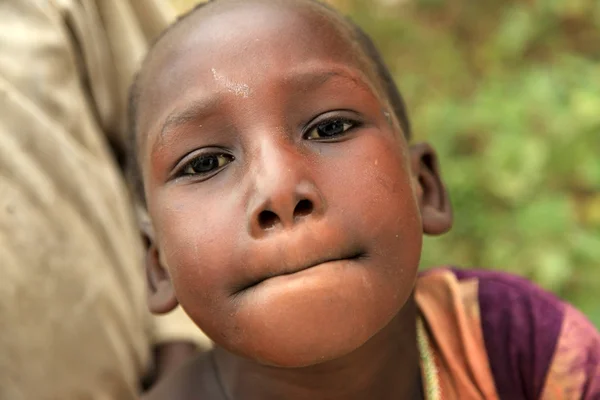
127, 0, 411, 204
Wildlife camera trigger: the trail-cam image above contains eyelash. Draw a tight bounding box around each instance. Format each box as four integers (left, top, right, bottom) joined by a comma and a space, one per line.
304, 117, 361, 141
176, 152, 235, 179
174, 116, 362, 179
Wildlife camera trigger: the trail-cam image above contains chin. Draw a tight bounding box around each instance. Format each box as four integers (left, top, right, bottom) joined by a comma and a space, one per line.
214, 265, 407, 368
235, 319, 377, 369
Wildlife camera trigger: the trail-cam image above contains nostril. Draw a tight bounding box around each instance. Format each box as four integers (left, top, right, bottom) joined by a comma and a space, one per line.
258, 210, 280, 230
294, 199, 313, 219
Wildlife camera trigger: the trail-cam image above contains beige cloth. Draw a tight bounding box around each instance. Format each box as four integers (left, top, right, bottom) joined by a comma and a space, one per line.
0, 1, 209, 399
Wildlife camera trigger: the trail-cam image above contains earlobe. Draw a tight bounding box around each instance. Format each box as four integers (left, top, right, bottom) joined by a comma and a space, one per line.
137, 207, 178, 313
145, 242, 179, 314
409, 142, 453, 236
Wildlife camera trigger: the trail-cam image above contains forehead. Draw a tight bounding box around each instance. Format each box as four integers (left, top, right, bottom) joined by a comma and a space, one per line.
153, 0, 361, 68
136, 0, 379, 139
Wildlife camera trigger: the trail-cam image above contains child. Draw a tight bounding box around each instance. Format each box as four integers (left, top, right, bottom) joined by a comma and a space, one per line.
127, 0, 600, 398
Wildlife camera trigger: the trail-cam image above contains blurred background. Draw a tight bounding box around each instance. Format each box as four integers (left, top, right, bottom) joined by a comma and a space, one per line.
172, 0, 600, 327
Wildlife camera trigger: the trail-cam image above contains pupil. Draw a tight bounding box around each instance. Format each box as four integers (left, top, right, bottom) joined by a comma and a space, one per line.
193, 156, 217, 172
319, 121, 343, 137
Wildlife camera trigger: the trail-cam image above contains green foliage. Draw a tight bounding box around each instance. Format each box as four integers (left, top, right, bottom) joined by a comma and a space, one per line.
346, 0, 600, 326
173, 0, 600, 326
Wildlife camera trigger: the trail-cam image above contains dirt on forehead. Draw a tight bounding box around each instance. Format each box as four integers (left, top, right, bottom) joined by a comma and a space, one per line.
131, 0, 389, 153
136, 0, 382, 109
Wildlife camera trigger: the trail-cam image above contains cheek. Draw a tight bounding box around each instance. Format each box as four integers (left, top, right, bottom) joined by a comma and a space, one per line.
326, 134, 421, 236
322, 134, 423, 288
150, 190, 242, 310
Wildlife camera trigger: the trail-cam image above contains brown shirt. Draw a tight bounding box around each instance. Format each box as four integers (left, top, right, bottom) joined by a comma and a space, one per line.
0, 1, 209, 399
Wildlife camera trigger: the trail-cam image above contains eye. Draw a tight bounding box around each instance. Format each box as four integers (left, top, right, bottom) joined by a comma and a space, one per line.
179, 153, 234, 177
305, 118, 357, 140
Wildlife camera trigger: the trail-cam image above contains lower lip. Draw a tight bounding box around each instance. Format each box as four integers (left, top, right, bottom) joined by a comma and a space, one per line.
255, 257, 357, 289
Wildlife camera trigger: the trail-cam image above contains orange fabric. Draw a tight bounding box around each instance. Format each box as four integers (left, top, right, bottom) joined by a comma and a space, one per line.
415, 269, 499, 400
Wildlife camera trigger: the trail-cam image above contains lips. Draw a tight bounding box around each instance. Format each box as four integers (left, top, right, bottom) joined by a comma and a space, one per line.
233, 249, 364, 294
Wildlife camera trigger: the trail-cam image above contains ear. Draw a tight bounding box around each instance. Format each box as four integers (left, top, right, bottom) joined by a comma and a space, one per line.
138, 206, 178, 314
409, 142, 453, 236
145, 243, 179, 314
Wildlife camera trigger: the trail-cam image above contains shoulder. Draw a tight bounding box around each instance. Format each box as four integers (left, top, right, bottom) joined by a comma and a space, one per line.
424, 267, 600, 399
419, 267, 567, 331
539, 303, 600, 399
143, 352, 224, 400
448, 267, 568, 345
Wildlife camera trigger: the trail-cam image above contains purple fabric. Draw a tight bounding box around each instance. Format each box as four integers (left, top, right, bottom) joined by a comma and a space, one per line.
449, 268, 566, 400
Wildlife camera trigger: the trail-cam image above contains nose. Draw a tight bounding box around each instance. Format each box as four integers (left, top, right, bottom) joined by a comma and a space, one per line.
248, 144, 325, 237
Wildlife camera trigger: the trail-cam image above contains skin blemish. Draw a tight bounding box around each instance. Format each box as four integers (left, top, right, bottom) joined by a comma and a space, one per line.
383, 111, 392, 126
211, 68, 252, 98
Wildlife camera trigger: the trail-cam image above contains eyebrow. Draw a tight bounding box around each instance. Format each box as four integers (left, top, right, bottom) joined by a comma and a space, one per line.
153, 67, 375, 152
159, 97, 220, 139
148, 96, 221, 159
284, 67, 375, 95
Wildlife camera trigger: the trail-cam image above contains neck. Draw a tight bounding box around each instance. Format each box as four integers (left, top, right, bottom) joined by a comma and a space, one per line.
213, 297, 422, 400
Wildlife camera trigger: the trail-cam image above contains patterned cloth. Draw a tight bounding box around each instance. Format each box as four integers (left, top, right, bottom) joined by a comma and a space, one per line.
416, 268, 600, 399
0, 1, 209, 399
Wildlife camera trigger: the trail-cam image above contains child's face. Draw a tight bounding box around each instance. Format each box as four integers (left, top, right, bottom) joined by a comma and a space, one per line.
138, 0, 425, 367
